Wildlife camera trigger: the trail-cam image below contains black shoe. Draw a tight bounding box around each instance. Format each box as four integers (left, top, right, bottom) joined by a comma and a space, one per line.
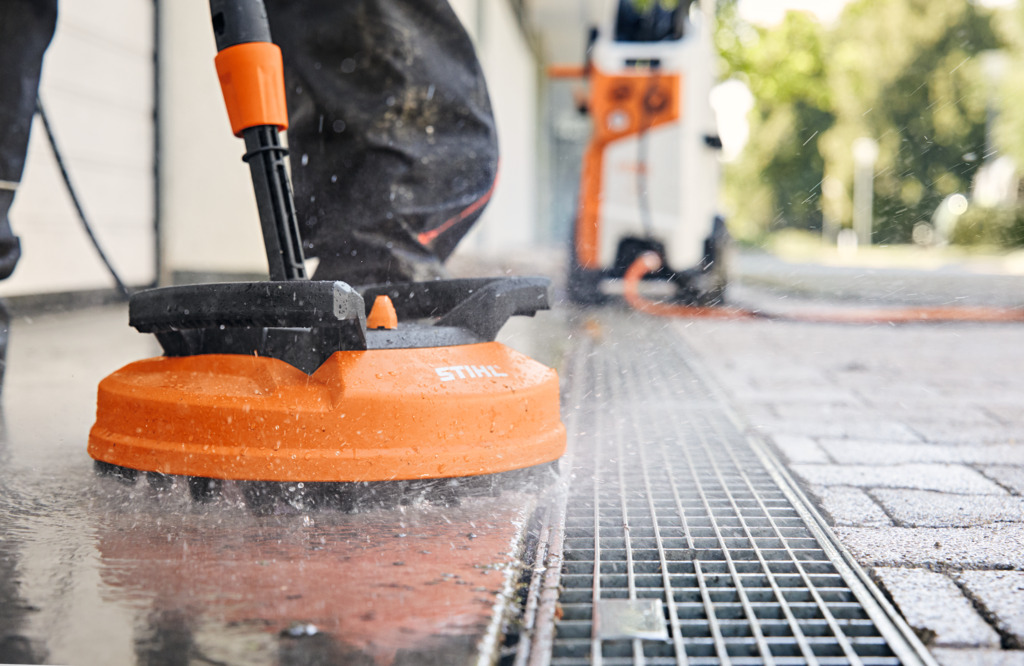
0, 300, 9, 396
0, 236, 20, 281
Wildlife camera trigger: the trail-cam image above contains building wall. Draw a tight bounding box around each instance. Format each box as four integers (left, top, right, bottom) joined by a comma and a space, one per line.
452, 0, 542, 257
0, 0, 157, 297
158, 0, 267, 278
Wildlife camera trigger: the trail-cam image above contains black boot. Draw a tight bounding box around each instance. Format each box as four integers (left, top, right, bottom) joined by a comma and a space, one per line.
0, 300, 9, 395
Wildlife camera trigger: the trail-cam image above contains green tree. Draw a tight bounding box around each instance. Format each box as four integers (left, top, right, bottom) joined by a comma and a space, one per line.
716, 9, 833, 240
992, 3, 1024, 170
820, 0, 998, 243
716, 0, 998, 243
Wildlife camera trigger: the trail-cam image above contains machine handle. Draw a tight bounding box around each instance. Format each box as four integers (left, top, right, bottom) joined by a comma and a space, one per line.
209, 0, 306, 281
210, 0, 272, 51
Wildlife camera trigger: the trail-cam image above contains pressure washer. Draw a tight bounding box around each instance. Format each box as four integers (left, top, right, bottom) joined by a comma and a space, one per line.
556, 0, 728, 305
87, 0, 566, 511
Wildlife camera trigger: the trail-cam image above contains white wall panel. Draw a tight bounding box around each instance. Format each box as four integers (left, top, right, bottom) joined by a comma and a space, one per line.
456, 0, 541, 257
1, 0, 157, 296
158, 0, 266, 277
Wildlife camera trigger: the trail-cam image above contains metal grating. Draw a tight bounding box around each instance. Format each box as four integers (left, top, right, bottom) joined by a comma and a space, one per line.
527, 317, 931, 666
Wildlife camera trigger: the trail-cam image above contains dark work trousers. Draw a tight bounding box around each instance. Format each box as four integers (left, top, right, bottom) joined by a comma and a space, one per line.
265, 0, 499, 285
0, 0, 57, 281
0, 0, 58, 393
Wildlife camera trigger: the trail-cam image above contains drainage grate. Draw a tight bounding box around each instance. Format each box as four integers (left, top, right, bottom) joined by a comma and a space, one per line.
522, 317, 932, 666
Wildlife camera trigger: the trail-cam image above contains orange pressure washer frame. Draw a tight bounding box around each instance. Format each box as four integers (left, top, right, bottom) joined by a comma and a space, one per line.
558, 66, 682, 270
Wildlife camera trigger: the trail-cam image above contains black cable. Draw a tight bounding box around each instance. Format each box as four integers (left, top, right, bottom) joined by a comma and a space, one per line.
636, 75, 667, 240
35, 97, 131, 300
636, 127, 656, 239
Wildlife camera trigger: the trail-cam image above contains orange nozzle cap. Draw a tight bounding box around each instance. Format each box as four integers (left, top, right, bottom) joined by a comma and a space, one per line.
367, 295, 398, 330
214, 42, 289, 136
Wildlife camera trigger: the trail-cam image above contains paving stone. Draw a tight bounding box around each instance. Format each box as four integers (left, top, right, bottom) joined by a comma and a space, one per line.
726, 387, 862, 405
790, 464, 1008, 495
958, 571, 1024, 648
809, 485, 892, 527
752, 419, 923, 442
769, 403, 883, 423
768, 435, 832, 464
909, 423, 1023, 446
983, 467, 1024, 495
872, 568, 1000, 648
986, 405, 1024, 427
932, 648, 1024, 666
872, 489, 1024, 527
871, 400, 1019, 421
885, 405, 998, 426
818, 441, 1024, 466
835, 525, 1024, 569
856, 386, 971, 408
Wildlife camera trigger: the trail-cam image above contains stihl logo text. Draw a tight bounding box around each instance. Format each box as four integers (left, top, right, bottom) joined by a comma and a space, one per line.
435, 365, 509, 382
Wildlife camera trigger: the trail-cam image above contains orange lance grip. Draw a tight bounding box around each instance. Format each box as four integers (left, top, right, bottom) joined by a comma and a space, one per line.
214, 41, 289, 136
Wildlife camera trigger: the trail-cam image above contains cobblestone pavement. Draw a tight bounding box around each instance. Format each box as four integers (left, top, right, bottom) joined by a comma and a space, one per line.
674, 273, 1024, 665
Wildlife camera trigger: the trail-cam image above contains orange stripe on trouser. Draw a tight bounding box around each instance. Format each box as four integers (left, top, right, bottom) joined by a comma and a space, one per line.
417, 173, 498, 247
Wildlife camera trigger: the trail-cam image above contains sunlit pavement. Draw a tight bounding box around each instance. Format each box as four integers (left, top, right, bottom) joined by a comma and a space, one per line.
681, 258, 1024, 664
1, 253, 1023, 665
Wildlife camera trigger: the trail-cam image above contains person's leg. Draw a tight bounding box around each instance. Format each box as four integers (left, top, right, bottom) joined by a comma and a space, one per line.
0, 0, 58, 393
266, 0, 499, 285
0, 0, 58, 281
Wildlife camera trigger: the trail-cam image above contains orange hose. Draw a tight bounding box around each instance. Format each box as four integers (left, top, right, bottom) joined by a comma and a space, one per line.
623, 253, 761, 320
622, 252, 1024, 324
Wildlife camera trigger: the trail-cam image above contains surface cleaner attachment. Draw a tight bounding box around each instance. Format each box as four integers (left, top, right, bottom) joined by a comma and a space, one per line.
87, 0, 565, 508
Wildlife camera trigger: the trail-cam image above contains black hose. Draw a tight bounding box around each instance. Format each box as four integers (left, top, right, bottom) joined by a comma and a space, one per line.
35, 98, 131, 300
636, 76, 666, 240
636, 127, 655, 239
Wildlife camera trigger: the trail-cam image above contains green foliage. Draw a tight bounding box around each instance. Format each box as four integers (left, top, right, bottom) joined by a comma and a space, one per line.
717, 0, 1000, 244
950, 206, 1024, 247
992, 3, 1024, 174
717, 10, 833, 240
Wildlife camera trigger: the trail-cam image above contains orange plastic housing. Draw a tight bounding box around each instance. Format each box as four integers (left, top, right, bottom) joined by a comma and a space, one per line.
214, 41, 289, 136
88, 342, 566, 482
366, 295, 399, 330
576, 68, 682, 268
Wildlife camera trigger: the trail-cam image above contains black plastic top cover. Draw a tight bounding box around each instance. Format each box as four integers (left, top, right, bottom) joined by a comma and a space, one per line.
129, 277, 553, 374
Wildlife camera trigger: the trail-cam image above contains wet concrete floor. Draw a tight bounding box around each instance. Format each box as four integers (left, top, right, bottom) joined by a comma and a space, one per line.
0, 306, 565, 665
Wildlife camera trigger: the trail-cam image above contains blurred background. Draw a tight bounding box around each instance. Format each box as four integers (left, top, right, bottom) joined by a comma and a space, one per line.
4, 0, 1024, 299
